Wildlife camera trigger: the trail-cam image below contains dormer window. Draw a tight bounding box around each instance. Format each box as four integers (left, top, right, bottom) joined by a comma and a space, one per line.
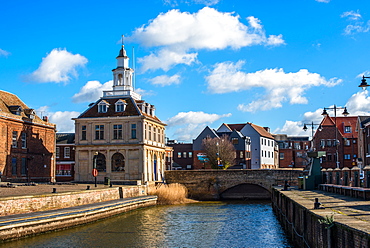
9, 105, 22, 115
115, 100, 127, 112
24, 109, 36, 119
98, 101, 109, 113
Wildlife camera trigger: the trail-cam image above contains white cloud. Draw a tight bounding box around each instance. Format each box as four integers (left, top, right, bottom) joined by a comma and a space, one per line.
315, 0, 330, 3
135, 88, 155, 96
139, 49, 197, 72
148, 74, 181, 86
131, 7, 284, 72
341, 10, 362, 21
163, 0, 220, 6
72, 80, 112, 103
29, 48, 88, 83
0, 48, 10, 57
37, 106, 79, 133
167, 111, 231, 141
341, 10, 370, 35
206, 60, 340, 112
346, 90, 370, 116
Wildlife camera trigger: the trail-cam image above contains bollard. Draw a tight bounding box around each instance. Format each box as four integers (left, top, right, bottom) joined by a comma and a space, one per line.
86, 185, 90, 190
314, 198, 324, 209
52, 188, 57, 193
110, 182, 113, 187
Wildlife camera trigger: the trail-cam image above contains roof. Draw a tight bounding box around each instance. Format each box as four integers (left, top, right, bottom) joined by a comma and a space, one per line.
248, 122, 274, 139
224, 123, 246, 132
56, 133, 75, 144
0, 90, 55, 128
77, 96, 164, 124
321, 115, 358, 138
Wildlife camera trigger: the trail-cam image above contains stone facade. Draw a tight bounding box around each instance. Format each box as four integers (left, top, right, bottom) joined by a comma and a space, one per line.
73, 46, 167, 184
0, 91, 56, 182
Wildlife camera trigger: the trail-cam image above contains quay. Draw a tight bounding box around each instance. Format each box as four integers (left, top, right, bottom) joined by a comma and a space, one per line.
0, 183, 157, 242
273, 186, 370, 248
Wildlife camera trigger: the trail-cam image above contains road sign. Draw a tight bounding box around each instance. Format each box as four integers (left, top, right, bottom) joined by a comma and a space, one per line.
92, 168, 98, 177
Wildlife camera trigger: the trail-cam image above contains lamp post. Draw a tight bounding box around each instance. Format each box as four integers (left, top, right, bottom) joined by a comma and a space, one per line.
322, 105, 349, 168
359, 75, 370, 89
303, 122, 322, 139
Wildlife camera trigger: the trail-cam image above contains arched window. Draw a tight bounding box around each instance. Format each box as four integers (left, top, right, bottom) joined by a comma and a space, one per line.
96, 153, 106, 172
112, 152, 125, 172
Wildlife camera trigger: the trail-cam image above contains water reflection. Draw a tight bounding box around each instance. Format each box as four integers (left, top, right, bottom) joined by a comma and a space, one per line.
3, 201, 292, 247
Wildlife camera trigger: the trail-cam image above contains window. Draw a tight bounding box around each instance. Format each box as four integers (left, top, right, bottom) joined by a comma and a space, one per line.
11, 158, 17, 175
98, 101, 109, 113
189, 152, 193, 158
320, 139, 325, 148
344, 126, 352, 133
64, 147, 71, 158
327, 140, 332, 147
327, 154, 332, 161
98, 104, 108, 113
344, 154, 351, 160
56, 147, 60, 158
12, 131, 17, 148
115, 101, 126, 112
345, 139, 350, 146
21, 158, 27, 175
232, 138, 238, 144
240, 151, 244, 158
294, 143, 301, 150
81, 125, 86, 140
21, 132, 27, 148
148, 126, 151, 140
131, 124, 137, 139
113, 124, 122, 139
183, 152, 187, 158
177, 152, 181, 158
95, 125, 104, 140
280, 153, 284, 160
153, 127, 156, 141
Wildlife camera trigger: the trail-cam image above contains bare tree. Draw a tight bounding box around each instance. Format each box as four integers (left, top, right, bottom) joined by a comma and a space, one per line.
202, 135, 235, 169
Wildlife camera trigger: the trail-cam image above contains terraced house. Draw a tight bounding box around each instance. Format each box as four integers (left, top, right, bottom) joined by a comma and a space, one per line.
0, 90, 56, 182
73, 45, 167, 184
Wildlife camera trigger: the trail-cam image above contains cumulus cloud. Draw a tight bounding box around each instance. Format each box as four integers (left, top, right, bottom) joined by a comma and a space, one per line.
205, 60, 340, 112
131, 7, 284, 72
148, 74, 181, 86
315, 0, 330, 3
37, 106, 79, 133
274, 90, 370, 137
346, 90, 370, 116
341, 10, 370, 35
72, 80, 112, 103
0, 48, 10, 57
167, 111, 231, 141
138, 49, 197, 72
28, 48, 88, 83
163, 0, 220, 6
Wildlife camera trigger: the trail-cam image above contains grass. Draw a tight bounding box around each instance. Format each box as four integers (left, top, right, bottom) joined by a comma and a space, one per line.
149, 183, 196, 205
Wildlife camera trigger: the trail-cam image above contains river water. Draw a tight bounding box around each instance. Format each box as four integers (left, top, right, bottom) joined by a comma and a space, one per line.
3, 201, 293, 247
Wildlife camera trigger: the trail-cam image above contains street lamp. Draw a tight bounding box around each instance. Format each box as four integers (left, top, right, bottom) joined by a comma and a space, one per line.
303, 122, 322, 138
322, 105, 349, 168
359, 75, 370, 89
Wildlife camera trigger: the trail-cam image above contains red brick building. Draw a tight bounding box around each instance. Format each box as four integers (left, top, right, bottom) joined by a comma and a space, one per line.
56, 133, 75, 182
313, 115, 358, 169
274, 134, 310, 168
0, 90, 56, 182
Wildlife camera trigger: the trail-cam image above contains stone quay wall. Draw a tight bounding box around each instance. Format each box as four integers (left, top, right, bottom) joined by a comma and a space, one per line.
272, 188, 370, 248
0, 186, 147, 216
165, 169, 302, 200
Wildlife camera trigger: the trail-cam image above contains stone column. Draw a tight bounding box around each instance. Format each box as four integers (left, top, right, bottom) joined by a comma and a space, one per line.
351, 166, 360, 187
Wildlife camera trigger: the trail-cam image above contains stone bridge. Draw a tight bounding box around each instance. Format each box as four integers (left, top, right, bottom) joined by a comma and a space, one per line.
164, 169, 303, 200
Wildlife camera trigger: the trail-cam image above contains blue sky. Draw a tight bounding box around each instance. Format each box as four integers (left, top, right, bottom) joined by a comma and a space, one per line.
2, 0, 370, 142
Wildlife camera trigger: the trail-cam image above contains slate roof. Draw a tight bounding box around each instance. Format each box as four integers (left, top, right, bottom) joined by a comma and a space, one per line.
78, 96, 163, 123
56, 133, 75, 144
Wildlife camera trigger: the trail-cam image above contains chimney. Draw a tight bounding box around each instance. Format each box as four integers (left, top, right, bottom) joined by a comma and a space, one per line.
263, 127, 270, 133
43, 116, 48, 122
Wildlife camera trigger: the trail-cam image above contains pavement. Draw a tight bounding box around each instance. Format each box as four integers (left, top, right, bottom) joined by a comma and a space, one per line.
279, 187, 370, 235
0, 182, 112, 199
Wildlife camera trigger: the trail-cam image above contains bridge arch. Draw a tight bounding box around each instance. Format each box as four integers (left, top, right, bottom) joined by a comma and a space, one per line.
220, 183, 271, 200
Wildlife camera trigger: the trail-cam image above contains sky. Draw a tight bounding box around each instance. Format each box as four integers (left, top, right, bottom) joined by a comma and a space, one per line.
2, 0, 370, 142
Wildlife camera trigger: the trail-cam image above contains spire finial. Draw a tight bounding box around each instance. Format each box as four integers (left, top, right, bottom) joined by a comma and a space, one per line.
121, 35, 124, 48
